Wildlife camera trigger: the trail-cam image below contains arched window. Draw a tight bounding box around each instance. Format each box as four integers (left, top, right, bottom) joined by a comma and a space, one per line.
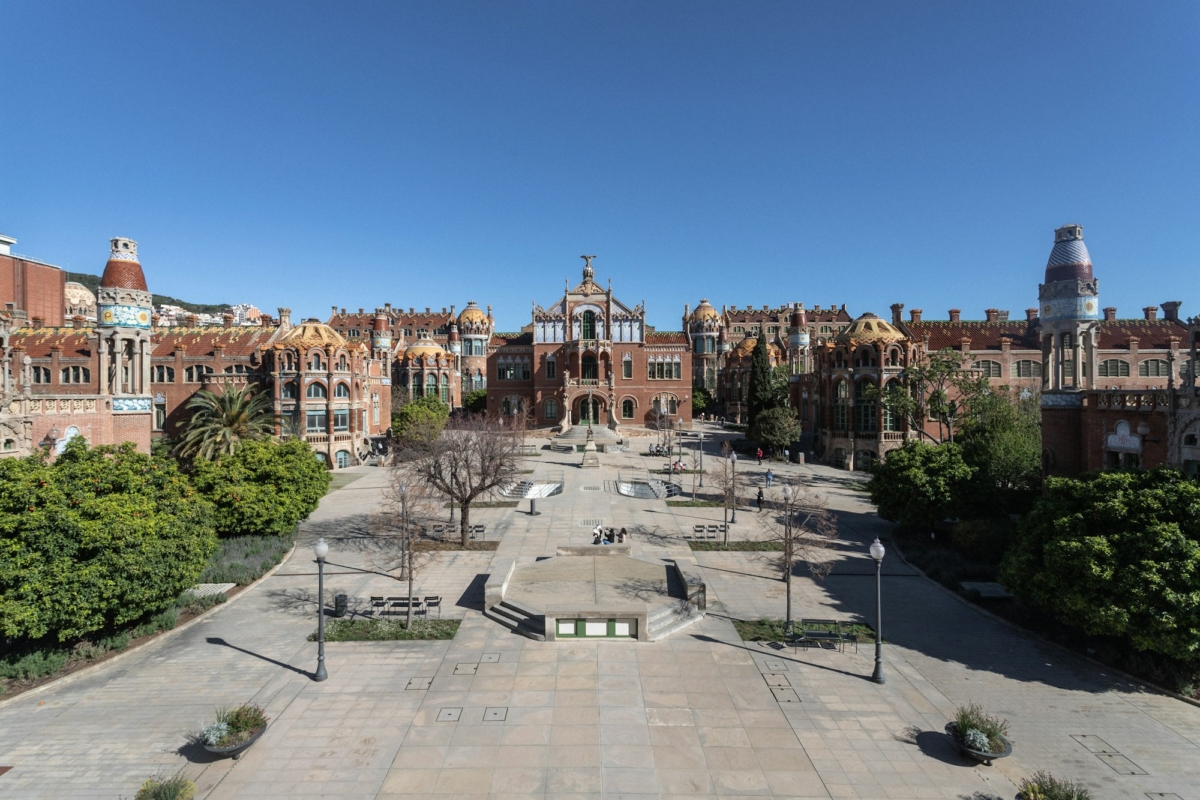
336, 450, 352, 469
833, 381, 850, 431
1098, 359, 1130, 378
31, 366, 51, 384
974, 360, 1002, 378
1014, 360, 1042, 378
622, 354, 632, 380
668, 397, 678, 414
337, 355, 348, 371
854, 348, 876, 368
224, 364, 249, 374
185, 365, 213, 383
306, 382, 327, 399
309, 353, 324, 371
581, 310, 596, 340
622, 399, 634, 419
153, 365, 175, 382
282, 381, 298, 399
441, 374, 450, 403
1139, 359, 1171, 377
334, 382, 350, 398
412, 374, 423, 398
60, 366, 91, 384
854, 380, 877, 433
426, 374, 437, 396
282, 353, 295, 371
545, 398, 558, 420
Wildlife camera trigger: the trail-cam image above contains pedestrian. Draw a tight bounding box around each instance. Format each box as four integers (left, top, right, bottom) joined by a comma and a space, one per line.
756, 487, 764, 511
756, 447, 763, 465
766, 469, 774, 488
784, 448, 790, 463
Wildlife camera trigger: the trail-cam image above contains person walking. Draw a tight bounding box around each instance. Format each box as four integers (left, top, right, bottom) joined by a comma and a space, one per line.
766, 469, 774, 488
756, 487, 764, 512
756, 447, 763, 465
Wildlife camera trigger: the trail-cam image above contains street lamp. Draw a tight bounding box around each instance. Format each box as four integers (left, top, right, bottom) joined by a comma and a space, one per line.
313, 537, 329, 682
698, 425, 705, 487
869, 537, 886, 684
783, 484, 794, 630
728, 451, 738, 525
677, 417, 683, 466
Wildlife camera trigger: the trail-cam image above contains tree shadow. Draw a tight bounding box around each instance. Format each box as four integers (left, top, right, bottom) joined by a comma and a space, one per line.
205, 636, 313, 679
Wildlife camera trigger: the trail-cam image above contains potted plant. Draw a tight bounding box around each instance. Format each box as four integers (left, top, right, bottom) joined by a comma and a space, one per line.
944, 702, 1012, 766
135, 774, 196, 799
1017, 771, 1093, 799
198, 704, 270, 760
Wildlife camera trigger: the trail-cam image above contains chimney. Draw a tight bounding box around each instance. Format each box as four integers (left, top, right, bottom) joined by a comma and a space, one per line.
890, 303, 904, 325
384, 302, 391, 311
985, 308, 999, 323
332, 305, 338, 317
1103, 307, 1117, 321
425, 307, 430, 314
185, 313, 200, 327
998, 310, 1010, 321
222, 313, 234, 329
72, 315, 86, 329
450, 304, 456, 317
1026, 308, 1039, 321
910, 309, 923, 323
1162, 301, 1182, 322
949, 309, 961, 323
277, 307, 291, 327
31, 316, 43, 329
1144, 306, 1158, 321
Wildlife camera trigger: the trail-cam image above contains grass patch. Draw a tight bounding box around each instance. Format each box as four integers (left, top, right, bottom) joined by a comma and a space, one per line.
733, 618, 878, 643
326, 472, 364, 494
311, 618, 460, 641
199, 534, 294, 585
414, 540, 499, 552
443, 500, 519, 508
667, 499, 725, 507
689, 540, 782, 551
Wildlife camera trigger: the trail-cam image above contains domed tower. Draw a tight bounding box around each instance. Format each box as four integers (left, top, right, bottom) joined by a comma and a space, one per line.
1039, 224, 1101, 393
370, 308, 391, 358
688, 299, 721, 391
457, 300, 492, 395
96, 237, 152, 399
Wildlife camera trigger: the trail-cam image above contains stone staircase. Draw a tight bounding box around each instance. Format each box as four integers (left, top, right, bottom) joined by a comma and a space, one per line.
483, 598, 546, 641
646, 600, 705, 641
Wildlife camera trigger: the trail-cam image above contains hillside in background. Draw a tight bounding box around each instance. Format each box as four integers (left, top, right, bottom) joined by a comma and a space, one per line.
66, 272, 231, 315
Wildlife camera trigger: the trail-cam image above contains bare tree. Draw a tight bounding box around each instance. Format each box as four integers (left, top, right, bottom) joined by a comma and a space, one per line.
708, 441, 746, 544
757, 478, 838, 629
401, 413, 523, 546
371, 468, 441, 626
688, 449, 702, 501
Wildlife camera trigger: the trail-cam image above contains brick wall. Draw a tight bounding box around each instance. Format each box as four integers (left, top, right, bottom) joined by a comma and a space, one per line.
0, 255, 66, 326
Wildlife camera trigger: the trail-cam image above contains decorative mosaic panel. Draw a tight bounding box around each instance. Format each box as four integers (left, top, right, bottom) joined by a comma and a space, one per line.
1040, 296, 1100, 322
113, 397, 152, 412
98, 303, 151, 329
1041, 392, 1083, 408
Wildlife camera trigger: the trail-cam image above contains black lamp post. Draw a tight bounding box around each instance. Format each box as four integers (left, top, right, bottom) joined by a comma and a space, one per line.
677, 417, 683, 466
313, 537, 329, 681
869, 537, 886, 684
698, 425, 705, 487
728, 451, 738, 524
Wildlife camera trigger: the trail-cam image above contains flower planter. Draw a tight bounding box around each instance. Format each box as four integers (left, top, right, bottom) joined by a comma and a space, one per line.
203, 725, 266, 760
944, 721, 1012, 766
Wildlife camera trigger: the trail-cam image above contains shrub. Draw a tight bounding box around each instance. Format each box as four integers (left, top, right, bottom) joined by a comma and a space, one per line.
0, 649, 69, 680
178, 592, 227, 616
392, 395, 450, 445
312, 618, 460, 641
748, 407, 801, 455
1001, 469, 1200, 661
951, 703, 1009, 754
191, 439, 329, 538
199, 534, 294, 584
0, 439, 217, 642
867, 441, 974, 531
461, 389, 488, 414
948, 518, 1013, 563
135, 774, 196, 800
200, 704, 269, 748
1018, 771, 1092, 800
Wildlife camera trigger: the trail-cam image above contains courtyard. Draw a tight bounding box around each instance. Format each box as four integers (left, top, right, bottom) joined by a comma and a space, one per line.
1, 424, 1198, 799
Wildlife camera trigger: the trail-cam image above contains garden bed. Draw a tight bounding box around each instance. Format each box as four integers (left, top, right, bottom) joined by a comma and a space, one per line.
666, 499, 725, 507
311, 618, 460, 641
689, 541, 782, 551
414, 540, 499, 552
733, 618, 877, 643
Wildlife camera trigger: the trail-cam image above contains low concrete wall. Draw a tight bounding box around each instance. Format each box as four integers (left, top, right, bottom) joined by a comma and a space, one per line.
484, 559, 516, 609
672, 559, 707, 611
544, 605, 649, 642
556, 543, 632, 557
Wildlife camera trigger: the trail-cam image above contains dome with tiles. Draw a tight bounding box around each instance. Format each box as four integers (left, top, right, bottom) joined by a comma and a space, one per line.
458, 301, 489, 326
402, 337, 446, 361
690, 299, 720, 323
835, 313, 906, 345
278, 319, 347, 349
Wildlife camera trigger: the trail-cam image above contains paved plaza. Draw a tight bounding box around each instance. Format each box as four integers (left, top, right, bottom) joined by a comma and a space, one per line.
2, 423, 1200, 798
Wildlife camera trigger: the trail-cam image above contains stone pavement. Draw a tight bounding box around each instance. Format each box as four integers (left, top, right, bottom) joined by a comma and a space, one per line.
0, 424, 1198, 798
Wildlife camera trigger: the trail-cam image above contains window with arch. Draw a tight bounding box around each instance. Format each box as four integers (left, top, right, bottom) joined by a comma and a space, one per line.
854, 349, 876, 368
337, 355, 348, 370
440, 374, 449, 403
60, 365, 91, 384
622, 354, 632, 380
580, 310, 596, 339
886, 349, 901, 367
545, 398, 558, 420
1184, 433, 1198, 447
306, 382, 328, 399
282, 381, 298, 399
334, 382, 350, 398
31, 365, 51, 384
185, 365, 213, 383
1098, 359, 1130, 378
854, 380, 877, 432
1014, 359, 1042, 378
545, 356, 556, 380
281, 353, 295, 371
224, 364, 249, 374
974, 360, 1002, 378
622, 399, 634, 419
833, 381, 849, 431
153, 365, 175, 382
425, 374, 437, 398
309, 353, 324, 371
820, 325, 832, 334
411, 374, 424, 398
1139, 359, 1171, 377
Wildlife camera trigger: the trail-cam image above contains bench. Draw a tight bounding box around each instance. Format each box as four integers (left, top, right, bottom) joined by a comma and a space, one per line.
787, 619, 853, 652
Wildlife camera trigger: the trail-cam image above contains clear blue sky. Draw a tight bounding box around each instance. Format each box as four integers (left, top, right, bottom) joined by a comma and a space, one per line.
2, 1, 1198, 331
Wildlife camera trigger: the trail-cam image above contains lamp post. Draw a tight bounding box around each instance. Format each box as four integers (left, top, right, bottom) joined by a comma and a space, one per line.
728, 451, 738, 525
313, 537, 329, 682
399, 483, 409, 578
783, 484, 794, 630
869, 537, 886, 684
698, 425, 705, 487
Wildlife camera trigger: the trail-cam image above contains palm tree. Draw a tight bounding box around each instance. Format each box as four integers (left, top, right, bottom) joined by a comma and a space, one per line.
176, 384, 277, 460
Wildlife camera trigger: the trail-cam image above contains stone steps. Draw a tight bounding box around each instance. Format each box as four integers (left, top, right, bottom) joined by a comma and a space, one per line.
483, 599, 546, 641
646, 599, 705, 642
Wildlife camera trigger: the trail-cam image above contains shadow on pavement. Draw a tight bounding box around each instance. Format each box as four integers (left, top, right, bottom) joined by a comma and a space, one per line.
206, 636, 313, 679
457, 574, 487, 611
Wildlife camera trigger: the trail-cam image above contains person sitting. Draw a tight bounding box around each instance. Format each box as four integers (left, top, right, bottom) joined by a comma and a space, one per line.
604, 528, 615, 543
620, 527, 629, 541
617, 529, 626, 543
593, 533, 602, 545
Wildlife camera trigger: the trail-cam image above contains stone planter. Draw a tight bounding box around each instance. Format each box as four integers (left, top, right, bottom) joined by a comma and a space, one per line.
944, 721, 1012, 766
203, 725, 266, 760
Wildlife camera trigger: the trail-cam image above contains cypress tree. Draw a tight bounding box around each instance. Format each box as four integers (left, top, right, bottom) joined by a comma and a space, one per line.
746, 335, 775, 426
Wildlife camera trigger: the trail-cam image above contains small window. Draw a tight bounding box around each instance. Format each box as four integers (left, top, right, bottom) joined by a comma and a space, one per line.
1015, 359, 1043, 378
333, 409, 350, 431
1139, 359, 1171, 378
545, 399, 558, 420
334, 382, 350, 398
282, 381, 298, 399
185, 365, 214, 383
623, 357, 633, 379
153, 365, 175, 382
622, 399, 634, 419
306, 410, 327, 433
974, 360, 1002, 378
310, 354, 324, 371
337, 355, 348, 370
546, 359, 556, 379
306, 382, 328, 399
60, 365, 92, 384
31, 366, 51, 384
1098, 359, 1130, 378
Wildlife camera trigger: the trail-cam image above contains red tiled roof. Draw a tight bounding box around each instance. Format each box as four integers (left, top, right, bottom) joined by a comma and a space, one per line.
1095, 319, 1188, 350
723, 306, 852, 323
904, 320, 1040, 351
152, 326, 279, 357
99, 259, 148, 291
491, 332, 532, 346
646, 331, 688, 344
10, 328, 94, 358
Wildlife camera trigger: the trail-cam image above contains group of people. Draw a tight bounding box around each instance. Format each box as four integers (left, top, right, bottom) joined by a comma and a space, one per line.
648, 444, 673, 457
593, 525, 629, 545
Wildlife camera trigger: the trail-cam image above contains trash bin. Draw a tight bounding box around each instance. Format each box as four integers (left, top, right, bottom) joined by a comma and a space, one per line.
333, 593, 348, 618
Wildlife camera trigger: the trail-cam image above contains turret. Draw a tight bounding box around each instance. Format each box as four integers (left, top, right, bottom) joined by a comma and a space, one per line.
371, 308, 391, 354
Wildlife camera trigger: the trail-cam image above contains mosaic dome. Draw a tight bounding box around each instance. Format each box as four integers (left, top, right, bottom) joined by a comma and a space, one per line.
835, 313, 906, 345
458, 301, 488, 326
690, 299, 720, 323
278, 320, 347, 349
403, 337, 446, 361
100, 237, 148, 292
1044, 224, 1093, 283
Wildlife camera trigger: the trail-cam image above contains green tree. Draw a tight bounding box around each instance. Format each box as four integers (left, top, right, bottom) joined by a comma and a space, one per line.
392, 395, 450, 447
749, 406, 801, 454
770, 364, 792, 409
191, 438, 331, 538
691, 385, 712, 415
0, 439, 217, 642
746, 336, 775, 426
461, 389, 488, 414
867, 440, 975, 530
869, 348, 990, 444
1001, 470, 1200, 661
175, 384, 276, 461
958, 388, 1042, 515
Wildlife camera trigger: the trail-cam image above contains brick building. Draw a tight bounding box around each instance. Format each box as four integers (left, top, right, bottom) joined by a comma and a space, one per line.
1, 233, 67, 328
487, 258, 692, 432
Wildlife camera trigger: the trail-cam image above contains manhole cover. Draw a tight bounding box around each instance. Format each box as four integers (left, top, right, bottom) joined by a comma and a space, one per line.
771, 687, 801, 703
762, 674, 789, 687
483, 707, 508, 721
453, 663, 478, 676
405, 677, 432, 691
436, 708, 462, 722
480, 653, 500, 663
1096, 754, 1148, 775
